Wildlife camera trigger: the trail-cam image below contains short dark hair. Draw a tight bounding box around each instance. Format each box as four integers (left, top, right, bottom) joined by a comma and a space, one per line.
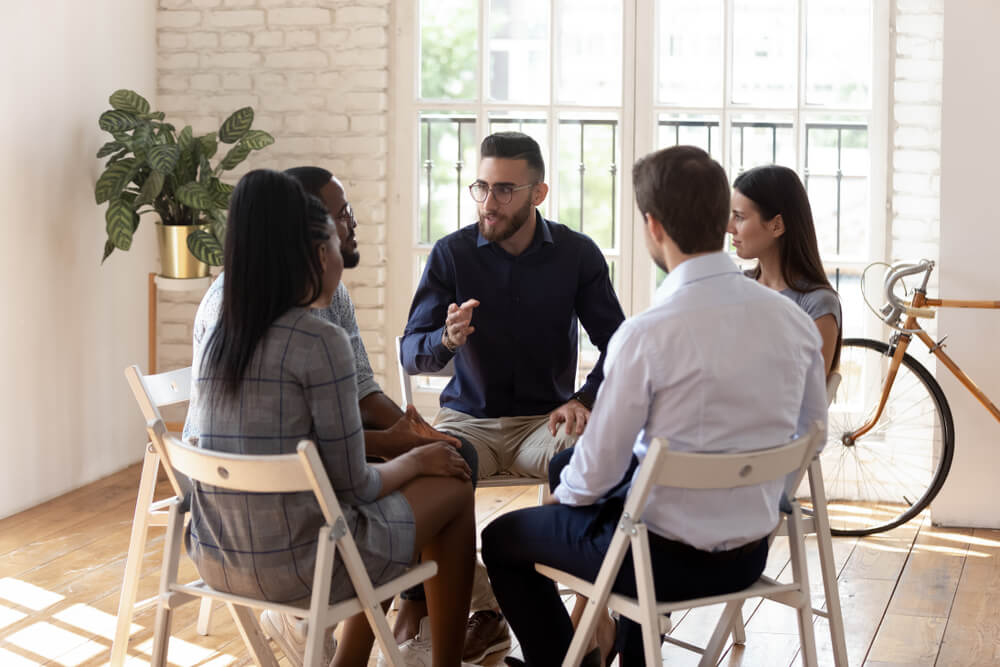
632, 145, 730, 254
284, 166, 333, 199
480, 132, 545, 181
202, 170, 332, 400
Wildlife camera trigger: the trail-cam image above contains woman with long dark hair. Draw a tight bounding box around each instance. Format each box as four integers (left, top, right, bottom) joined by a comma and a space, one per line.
729, 165, 842, 374
188, 169, 476, 667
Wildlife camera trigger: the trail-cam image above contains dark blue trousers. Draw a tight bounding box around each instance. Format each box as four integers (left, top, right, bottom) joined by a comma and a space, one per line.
482, 448, 768, 666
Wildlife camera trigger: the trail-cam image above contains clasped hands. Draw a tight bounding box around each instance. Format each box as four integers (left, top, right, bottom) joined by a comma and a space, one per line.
388, 406, 471, 482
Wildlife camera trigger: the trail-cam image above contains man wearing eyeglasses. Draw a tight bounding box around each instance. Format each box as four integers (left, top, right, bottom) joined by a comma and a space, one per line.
399, 132, 625, 662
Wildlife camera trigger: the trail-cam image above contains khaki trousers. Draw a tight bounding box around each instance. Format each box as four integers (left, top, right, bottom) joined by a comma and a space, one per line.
433, 408, 579, 479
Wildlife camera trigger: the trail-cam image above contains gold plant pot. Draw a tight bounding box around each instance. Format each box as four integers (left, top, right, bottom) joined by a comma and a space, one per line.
157, 223, 210, 279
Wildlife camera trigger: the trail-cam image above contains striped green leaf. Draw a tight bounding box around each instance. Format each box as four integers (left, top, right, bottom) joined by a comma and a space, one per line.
198, 133, 218, 159
135, 170, 165, 207
109, 89, 150, 115
148, 144, 180, 173
101, 239, 115, 263
176, 182, 214, 210
217, 142, 251, 172
99, 110, 139, 133
178, 125, 193, 153
208, 179, 234, 208
218, 107, 254, 144
96, 141, 123, 158
242, 130, 275, 150
105, 198, 136, 250
187, 229, 224, 266
94, 158, 136, 204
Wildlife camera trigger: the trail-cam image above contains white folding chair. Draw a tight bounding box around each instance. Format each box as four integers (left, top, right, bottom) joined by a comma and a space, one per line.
112, 365, 214, 667
730, 372, 847, 665
146, 419, 438, 667
395, 336, 544, 495
536, 422, 825, 667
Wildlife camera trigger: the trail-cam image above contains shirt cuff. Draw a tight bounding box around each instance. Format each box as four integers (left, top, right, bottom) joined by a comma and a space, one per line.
431, 325, 456, 366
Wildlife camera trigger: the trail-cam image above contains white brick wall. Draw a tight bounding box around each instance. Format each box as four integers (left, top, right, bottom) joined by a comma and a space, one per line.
891, 0, 944, 264
154, 0, 390, 384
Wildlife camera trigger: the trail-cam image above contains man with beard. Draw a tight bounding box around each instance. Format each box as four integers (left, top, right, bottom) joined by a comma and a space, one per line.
184, 167, 472, 666
398, 132, 625, 663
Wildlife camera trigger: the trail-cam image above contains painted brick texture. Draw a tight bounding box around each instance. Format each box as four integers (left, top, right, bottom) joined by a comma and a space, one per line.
892, 0, 943, 264
155, 0, 389, 384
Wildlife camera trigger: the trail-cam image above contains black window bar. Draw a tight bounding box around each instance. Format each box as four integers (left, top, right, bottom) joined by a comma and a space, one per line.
804, 122, 868, 260
731, 121, 794, 172
419, 115, 618, 243
656, 119, 720, 155
420, 115, 476, 244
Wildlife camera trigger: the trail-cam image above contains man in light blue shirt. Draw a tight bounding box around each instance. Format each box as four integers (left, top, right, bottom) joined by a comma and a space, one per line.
482, 146, 827, 666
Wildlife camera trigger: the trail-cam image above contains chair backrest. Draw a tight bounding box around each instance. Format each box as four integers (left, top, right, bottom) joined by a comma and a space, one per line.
396, 336, 454, 409
126, 365, 193, 495
622, 422, 825, 520
826, 370, 841, 406
125, 364, 192, 423
153, 419, 343, 526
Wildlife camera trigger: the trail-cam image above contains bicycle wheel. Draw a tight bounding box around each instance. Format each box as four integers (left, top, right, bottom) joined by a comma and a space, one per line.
810, 337, 955, 536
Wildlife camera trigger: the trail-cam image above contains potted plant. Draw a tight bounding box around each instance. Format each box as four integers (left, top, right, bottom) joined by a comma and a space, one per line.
94, 89, 274, 277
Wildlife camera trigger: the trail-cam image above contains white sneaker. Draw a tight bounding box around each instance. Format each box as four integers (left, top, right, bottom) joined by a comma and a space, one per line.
260, 609, 337, 667
377, 616, 432, 667
376, 616, 484, 667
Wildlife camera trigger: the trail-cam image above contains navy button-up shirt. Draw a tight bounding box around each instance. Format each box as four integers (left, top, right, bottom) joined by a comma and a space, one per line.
401, 213, 625, 419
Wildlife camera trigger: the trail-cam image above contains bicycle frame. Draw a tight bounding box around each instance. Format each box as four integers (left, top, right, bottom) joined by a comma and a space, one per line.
850, 266, 1000, 441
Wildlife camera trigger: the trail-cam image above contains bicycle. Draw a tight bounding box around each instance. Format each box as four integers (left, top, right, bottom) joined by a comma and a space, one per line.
815, 258, 1000, 536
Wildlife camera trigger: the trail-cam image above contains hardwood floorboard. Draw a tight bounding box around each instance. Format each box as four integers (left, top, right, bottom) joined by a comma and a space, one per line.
0, 466, 993, 666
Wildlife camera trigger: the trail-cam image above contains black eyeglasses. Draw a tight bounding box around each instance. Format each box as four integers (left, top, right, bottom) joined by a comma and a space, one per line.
468, 181, 537, 204
335, 202, 355, 226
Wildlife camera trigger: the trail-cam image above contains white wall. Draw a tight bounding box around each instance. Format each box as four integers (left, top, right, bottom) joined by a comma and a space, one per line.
0, 1, 157, 518
934, 0, 1000, 527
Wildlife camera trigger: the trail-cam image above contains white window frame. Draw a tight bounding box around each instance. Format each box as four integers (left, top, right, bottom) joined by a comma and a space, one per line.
388, 0, 890, 405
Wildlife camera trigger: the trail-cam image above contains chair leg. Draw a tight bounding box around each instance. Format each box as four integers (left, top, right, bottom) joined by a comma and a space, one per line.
227, 602, 280, 667
730, 602, 747, 645
808, 462, 848, 667
787, 506, 819, 667
110, 446, 159, 667
701, 600, 745, 666
632, 527, 663, 667
149, 602, 173, 667
196, 597, 214, 635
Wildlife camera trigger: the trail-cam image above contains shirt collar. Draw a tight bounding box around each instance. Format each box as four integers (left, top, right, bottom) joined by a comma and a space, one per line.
652, 252, 742, 306
476, 210, 553, 250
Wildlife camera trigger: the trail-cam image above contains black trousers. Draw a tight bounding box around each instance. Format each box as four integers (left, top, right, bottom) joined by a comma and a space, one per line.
482, 447, 768, 666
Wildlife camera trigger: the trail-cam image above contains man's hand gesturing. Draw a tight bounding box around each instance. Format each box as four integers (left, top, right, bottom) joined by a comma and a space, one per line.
442, 298, 480, 350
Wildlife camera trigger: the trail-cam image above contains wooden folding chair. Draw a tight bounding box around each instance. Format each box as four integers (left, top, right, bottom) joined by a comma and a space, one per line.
536, 422, 825, 667
395, 336, 545, 497
146, 419, 437, 667
111, 365, 214, 667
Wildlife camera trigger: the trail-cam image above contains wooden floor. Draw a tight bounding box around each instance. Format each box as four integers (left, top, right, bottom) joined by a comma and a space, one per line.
1, 463, 999, 666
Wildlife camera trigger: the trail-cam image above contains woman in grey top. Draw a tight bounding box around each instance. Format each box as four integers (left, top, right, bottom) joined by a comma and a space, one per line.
190, 170, 476, 667
728, 164, 842, 375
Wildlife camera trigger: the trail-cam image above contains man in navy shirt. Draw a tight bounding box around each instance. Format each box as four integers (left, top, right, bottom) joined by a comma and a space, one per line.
398, 131, 625, 662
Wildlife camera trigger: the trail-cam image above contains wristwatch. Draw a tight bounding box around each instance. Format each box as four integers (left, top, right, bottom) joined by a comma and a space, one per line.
568, 389, 595, 411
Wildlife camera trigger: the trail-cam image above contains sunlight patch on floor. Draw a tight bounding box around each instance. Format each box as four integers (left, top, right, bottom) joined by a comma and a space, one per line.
0, 578, 64, 611
2, 621, 98, 663
54, 602, 141, 639
134, 636, 236, 666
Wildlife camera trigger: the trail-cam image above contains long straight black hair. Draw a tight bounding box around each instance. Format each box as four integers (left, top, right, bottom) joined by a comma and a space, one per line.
733, 164, 841, 369
201, 169, 332, 399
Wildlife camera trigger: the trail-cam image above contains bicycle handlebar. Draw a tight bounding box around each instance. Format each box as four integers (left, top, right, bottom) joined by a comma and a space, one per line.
881, 259, 936, 323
